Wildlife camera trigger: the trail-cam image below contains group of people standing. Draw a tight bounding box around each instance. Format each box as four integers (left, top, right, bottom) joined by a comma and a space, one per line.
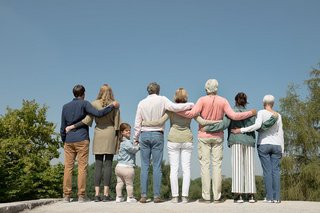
60, 79, 284, 205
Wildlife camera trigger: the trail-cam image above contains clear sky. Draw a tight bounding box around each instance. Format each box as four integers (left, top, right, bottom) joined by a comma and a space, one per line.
0, 0, 319, 178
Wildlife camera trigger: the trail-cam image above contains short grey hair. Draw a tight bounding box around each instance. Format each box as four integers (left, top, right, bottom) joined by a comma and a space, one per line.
147, 82, 160, 95
205, 79, 219, 94
263, 94, 275, 106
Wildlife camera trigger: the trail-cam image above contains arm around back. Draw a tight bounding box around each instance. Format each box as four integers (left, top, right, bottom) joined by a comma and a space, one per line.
84, 101, 115, 117
204, 115, 231, 132
142, 112, 170, 127
163, 96, 194, 112
224, 99, 255, 120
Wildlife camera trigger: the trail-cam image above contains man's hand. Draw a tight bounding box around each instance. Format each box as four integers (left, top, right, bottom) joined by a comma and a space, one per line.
112, 101, 120, 108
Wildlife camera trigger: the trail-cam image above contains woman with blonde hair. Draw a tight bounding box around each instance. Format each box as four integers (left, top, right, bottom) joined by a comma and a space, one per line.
66, 84, 120, 202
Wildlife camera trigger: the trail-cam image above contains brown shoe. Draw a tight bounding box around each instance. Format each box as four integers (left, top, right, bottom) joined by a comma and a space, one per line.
139, 197, 147, 203
154, 197, 164, 203
63, 196, 70, 203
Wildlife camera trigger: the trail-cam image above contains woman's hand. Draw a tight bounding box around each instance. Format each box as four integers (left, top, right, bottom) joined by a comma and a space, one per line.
65, 125, 75, 133
231, 128, 242, 134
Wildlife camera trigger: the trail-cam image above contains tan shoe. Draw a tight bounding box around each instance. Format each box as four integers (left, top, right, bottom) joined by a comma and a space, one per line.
154, 197, 164, 203
139, 197, 147, 203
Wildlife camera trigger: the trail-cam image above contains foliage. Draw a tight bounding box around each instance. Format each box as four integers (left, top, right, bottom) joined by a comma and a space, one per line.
0, 100, 63, 202
279, 65, 320, 201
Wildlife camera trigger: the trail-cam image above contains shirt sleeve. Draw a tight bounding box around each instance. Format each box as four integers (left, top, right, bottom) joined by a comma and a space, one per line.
224, 100, 253, 120
133, 104, 142, 142
176, 99, 202, 118
84, 101, 114, 117
257, 114, 278, 132
278, 115, 285, 153
241, 111, 263, 133
142, 112, 169, 126
123, 141, 140, 154
204, 115, 231, 132
163, 96, 194, 112
60, 107, 67, 142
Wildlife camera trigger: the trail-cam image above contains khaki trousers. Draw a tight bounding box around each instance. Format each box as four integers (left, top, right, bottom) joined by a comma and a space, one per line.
198, 138, 223, 201
63, 140, 89, 198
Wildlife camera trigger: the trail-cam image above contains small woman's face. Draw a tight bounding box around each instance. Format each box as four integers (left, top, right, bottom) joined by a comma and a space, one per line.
122, 128, 131, 138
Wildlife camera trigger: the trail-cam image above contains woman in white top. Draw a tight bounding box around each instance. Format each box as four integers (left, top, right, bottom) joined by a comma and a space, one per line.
232, 95, 284, 203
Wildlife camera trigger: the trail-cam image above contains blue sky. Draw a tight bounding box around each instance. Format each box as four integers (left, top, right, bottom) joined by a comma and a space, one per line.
0, 0, 319, 178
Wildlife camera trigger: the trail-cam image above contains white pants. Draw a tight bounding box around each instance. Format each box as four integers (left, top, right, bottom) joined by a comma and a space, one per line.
167, 141, 193, 197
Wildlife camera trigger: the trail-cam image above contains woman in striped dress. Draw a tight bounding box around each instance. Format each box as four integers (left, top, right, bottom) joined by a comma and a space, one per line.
204, 92, 257, 203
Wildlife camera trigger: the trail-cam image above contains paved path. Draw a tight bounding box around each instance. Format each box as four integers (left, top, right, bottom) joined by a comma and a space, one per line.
6, 199, 319, 213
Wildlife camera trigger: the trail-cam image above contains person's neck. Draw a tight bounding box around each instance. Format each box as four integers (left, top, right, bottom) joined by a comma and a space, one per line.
76, 96, 84, 100
264, 105, 274, 112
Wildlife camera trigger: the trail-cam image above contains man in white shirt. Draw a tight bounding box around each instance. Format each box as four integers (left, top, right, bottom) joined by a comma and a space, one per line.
134, 82, 193, 203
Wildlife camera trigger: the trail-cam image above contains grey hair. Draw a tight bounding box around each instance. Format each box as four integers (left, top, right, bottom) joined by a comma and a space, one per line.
205, 79, 219, 94
263, 94, 275, 106
147, 82, 160, 95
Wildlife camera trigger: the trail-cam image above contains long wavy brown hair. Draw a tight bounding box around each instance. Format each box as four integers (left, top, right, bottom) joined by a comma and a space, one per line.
96, 84, 115, 107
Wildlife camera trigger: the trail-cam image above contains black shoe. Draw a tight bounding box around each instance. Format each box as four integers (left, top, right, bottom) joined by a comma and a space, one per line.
94, 195, 101, 202
102, 195, 112, 202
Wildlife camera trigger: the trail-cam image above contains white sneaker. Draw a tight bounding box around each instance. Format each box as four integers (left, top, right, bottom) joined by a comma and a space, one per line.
236, 195, 244, 203
126, 197, 137, 203
116, 196, 125, 203
181, 197, 188, 203
249, 195, 256, 203
171, 197, 179, 203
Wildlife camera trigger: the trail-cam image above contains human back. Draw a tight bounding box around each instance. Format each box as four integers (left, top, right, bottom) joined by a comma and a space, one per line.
81, 84, 120, 155
227, 92, 256, 147
256, 109, 283, 146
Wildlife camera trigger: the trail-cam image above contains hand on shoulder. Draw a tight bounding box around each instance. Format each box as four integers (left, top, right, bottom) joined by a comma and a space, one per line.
250, 109, 257, 116
112, 101, 120, 108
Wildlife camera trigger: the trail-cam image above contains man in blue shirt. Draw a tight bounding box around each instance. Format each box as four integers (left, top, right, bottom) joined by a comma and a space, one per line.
60, 84, 119, 202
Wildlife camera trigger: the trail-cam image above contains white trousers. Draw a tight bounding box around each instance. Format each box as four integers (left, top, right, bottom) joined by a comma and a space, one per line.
231, 143, 256, 193
167, 141, 193, 197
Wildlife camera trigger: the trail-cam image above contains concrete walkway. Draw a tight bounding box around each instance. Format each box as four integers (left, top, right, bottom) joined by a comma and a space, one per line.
1, 199, 319, 213
0, 199, 59, 213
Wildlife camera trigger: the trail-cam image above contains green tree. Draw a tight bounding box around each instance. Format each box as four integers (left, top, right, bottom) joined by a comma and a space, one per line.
279, 65, 320, 201
0, 100, 63, 202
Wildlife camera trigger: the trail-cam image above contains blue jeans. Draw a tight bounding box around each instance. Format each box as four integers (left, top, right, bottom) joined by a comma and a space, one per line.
140, 131, 164, 198
257, 144, 282, 201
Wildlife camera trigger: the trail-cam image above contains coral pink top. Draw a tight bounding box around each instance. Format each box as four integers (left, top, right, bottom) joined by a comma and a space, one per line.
178, 95, 253, 139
